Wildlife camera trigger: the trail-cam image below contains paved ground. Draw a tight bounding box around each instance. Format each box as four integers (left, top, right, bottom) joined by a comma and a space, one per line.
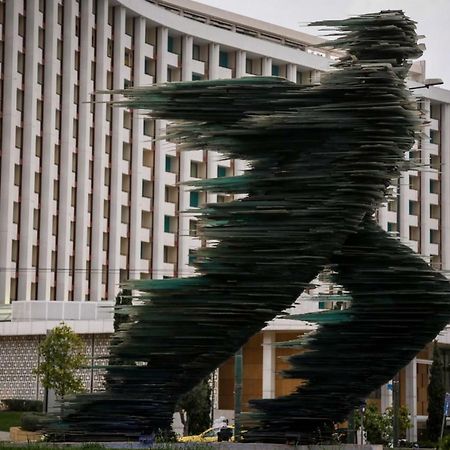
0, 431, 10, 441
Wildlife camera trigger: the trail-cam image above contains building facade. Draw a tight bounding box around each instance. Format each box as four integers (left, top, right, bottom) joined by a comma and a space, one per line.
0, 0, 450, 442
0, 0, 330, 305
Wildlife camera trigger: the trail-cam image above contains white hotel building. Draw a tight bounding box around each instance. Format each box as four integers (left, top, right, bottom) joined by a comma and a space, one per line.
0, 0, 449, 440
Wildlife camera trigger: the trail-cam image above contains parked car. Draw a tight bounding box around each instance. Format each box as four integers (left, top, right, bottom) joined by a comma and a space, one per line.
178, 425, 234, 443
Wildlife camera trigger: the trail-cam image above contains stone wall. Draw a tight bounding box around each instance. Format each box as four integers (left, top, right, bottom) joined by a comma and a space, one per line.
0, 333, 111, 401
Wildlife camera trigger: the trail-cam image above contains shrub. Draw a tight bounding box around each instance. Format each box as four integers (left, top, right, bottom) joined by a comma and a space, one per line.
20, 412, 47, 432
1, 399, 43, 412
440, 434, 450, 450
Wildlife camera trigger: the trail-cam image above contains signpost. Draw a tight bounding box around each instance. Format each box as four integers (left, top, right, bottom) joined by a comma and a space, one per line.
440, 392, 450, 440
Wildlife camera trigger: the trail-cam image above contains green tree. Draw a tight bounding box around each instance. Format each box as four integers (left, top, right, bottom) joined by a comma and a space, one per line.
355, 402, 411, 445
34, 323, 87, 399
427, 342, 446, 442
176, 378, 211, 436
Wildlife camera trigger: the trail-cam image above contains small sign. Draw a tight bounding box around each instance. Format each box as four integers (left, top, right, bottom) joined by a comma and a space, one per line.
444, 393, 450, 416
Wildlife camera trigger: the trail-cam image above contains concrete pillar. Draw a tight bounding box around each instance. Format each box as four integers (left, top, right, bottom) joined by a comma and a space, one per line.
235, 50, 246, 78
91, 0, 108, 301
56, 0, 76, 301
108, 6, 126, 299
441, 105, 450, 271
18, 0, 39, 301
129, 16, 145, 280
405, 358, 418, 442
38, 0, 58, 301
420, 99, 431, 256
0, 1, 19, 303
74, 0, 93, 301
286, 64, 297, 83
208, 43, 219, 79
152, 27, 168, 279
262, 332, 276, 399
380, 380, 393, 412
262, 57, 272, 76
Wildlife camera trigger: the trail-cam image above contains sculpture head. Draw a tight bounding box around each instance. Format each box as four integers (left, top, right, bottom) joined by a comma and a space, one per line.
312, 10, 424, 78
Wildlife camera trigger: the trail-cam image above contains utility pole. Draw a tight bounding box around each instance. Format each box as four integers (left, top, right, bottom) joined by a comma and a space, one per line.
393, 374, 400, 447
234, 347, 243, 442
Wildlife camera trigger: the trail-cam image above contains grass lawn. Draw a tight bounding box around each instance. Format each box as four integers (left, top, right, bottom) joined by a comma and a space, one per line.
0, 411, 22, 432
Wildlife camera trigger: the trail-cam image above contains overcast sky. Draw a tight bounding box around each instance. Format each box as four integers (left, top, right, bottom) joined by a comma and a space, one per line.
196, 0, 450, 88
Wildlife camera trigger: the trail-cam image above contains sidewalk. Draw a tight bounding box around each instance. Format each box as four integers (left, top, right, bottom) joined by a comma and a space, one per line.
0, 431, 10, 441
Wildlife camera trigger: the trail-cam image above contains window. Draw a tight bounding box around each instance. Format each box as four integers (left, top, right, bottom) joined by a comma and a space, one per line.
163, 246, 175, 264
18, 14, 25, 37
190, 191, 199, 207
17, 52, 25, 74
165, 185, 176, 203
35, 136, 42, 157
57, 39, 63, 60
430, 155, 440, 170
57, 4, 63, 25
387, 222, 397, 232
55, 109, 61, 129
189, 220, 197, 237
103, 232, 108, 250
192, 73, 203, 81
123, 111, 132, 129
104, 167, 110, 186
272, 65, 280, 76
13, 202, 19, 224
430, 229, 440, 244
387, 200, 397, 212
33, 209, 39, 230
123, 143, 131, 161
430, 204, 440, 219
15, 127, 23, 148
430, 179, 440, 194
38, 27, 45, 49
409, 226, 419, 241
124, 48, 133, 67
125, 16, 134, 36
408, 200, 419, 216
164, 215, 173, 233
144, 57, 152, 75
143, 119, 153, 136
167, 35, 174, 53
121, 206, 130, 224
143, 149, 153, 167
142, 180, 152, 198
145, 24, 153, 45
120, 237, 128, 255
53, 180, 59, 201
219, 51, 229, 68
245, 58, 252, 74
37, 63, 44, 84
193, 44, 201, 61
190, 161, 200, 178
122, 174, 131, 192
107, 39, 113, 58
217, 165, 227, 177
56, 74, 62, 95
188, 249, 196, 265
75, 17, 80, 37
165, 155, 175, 173
430, 129, 440, 145
11, 241, 18, 263
13, 165, 21, 186
34, 173, 41, 193
107, 70, 113, 89
142, 211, 152, 229
16, 89, 24, 112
